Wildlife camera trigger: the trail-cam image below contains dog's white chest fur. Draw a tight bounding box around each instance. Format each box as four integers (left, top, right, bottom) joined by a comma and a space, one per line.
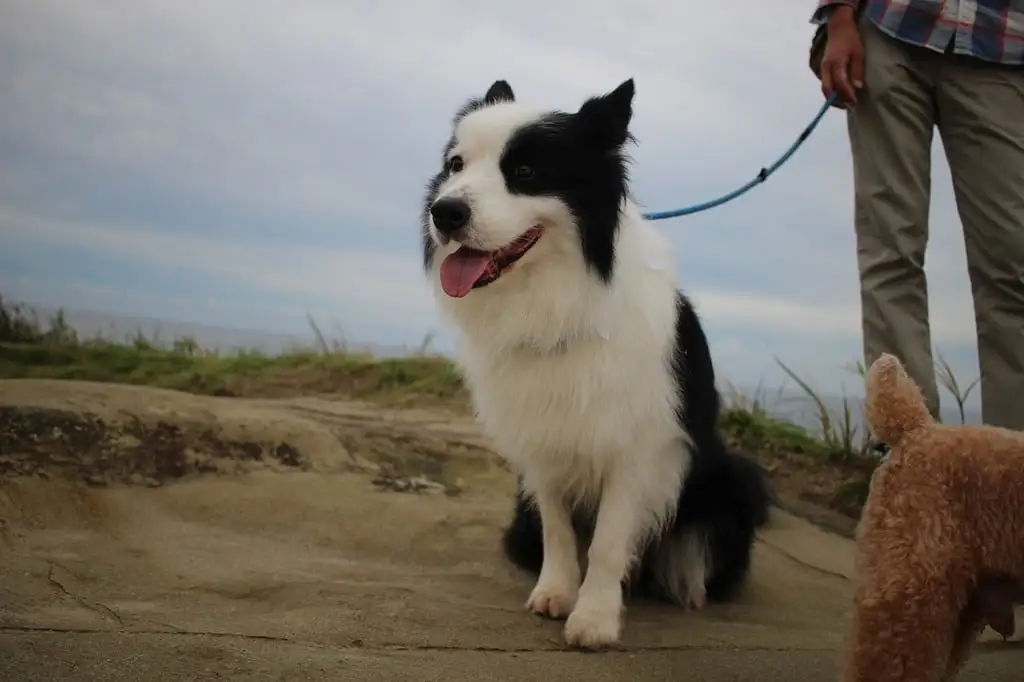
433, 211, 687, 503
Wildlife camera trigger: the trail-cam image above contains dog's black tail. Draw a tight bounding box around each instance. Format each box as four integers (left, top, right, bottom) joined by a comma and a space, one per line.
502, 480, 544, 575
723, 447, 774, 530
669, 441, 773, 603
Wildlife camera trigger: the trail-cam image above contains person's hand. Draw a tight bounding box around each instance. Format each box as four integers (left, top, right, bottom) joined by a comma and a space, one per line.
820, 6, 864, 107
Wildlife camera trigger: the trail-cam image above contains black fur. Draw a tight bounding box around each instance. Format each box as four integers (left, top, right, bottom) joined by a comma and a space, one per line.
501, 288, 773, 604
484, 80, 515, 105
656, 292, 773, 601
422, 79, 635, 283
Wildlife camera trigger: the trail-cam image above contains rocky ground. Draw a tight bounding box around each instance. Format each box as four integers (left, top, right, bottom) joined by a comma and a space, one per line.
1, 378, 1021, 680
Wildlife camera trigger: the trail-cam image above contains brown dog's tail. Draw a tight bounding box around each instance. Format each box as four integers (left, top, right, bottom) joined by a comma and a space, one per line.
864, 353, 934, 447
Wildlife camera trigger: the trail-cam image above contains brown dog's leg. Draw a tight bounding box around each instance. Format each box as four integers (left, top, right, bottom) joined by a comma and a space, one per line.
944, 578, 1024, 681
971, 577, 1024, 639
976, 584, 1016, 639
844, 580, 962, 682
946, 607, 987, 681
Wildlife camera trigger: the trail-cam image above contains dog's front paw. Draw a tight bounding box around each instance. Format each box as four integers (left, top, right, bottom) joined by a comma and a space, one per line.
563, 606, 621, 649
526, 580, 578, 620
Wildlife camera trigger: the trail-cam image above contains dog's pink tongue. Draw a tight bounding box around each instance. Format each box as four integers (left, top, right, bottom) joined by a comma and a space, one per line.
439, 248, 491, 298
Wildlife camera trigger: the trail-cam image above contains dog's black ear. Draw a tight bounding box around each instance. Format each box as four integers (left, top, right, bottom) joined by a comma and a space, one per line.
484, 80, 515, 105
575, 78, 635, 148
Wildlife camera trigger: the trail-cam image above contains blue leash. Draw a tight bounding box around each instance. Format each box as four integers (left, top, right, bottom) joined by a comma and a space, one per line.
642, 93, 838, 221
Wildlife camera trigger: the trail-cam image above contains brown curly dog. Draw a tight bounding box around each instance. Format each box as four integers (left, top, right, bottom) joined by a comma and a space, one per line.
842, 353, 1024, 681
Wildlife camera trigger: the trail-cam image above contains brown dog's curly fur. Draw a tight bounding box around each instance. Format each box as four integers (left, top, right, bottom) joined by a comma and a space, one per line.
842, 353, 1024, 681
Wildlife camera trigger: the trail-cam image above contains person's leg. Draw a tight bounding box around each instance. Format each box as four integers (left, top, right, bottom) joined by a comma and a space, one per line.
936, 59, 1024, 430
847, 20, 941, 417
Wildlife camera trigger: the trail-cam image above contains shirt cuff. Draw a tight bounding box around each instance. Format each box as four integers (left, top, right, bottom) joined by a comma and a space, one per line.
810, 0, 860, 25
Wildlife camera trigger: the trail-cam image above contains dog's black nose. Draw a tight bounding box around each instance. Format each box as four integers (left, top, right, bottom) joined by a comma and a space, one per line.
430, 197, 471, 236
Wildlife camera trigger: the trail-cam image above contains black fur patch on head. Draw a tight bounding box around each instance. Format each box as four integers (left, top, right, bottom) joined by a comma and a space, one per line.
497, 78, 635, 283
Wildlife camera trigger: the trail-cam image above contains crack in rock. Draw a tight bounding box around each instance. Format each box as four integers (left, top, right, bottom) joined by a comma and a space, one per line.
0, 625, 836, 654
46, 562, 124, 626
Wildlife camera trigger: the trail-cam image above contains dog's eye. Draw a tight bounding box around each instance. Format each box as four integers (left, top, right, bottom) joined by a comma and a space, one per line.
447, 155, 464, 173
514, 165, 534, 180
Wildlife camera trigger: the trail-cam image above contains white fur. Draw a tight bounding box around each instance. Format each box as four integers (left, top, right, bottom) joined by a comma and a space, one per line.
428, 101, 693, 649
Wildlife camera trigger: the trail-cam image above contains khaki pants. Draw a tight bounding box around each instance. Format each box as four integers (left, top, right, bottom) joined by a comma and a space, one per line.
848, 19, 1024, 429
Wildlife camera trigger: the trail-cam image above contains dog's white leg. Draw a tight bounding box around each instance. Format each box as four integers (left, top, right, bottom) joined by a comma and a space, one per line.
564, 476, 645, 649
526, 488, 580, 620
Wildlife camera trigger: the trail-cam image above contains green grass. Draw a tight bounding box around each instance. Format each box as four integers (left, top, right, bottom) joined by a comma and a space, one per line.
0, 294, 979, 518
0, 295, 465, 403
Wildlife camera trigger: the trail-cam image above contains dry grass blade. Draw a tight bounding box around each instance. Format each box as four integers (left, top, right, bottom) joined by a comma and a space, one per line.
415, 332, 436, 356
775, 356, 870, 460
720, 377, 779, 417
935, 352, 979, 425
306, 314, 330, 355
775, 357, 834, 441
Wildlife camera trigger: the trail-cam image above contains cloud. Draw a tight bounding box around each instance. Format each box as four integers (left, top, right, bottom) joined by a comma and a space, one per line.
0, 205, 434, 334
0, 0, 985, 399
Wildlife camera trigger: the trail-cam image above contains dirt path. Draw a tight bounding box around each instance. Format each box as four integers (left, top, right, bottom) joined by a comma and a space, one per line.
1, 379, 1020, 680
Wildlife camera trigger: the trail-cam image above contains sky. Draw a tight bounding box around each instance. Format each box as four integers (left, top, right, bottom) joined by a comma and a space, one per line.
0, 0, 984, 404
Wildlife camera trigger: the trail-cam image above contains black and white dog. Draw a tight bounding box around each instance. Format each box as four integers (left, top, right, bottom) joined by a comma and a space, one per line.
421, 78, 771, 649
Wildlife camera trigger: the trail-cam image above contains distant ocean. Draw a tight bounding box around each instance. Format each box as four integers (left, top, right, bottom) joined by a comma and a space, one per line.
11, 302, 983, 435
16, 303, 417, 358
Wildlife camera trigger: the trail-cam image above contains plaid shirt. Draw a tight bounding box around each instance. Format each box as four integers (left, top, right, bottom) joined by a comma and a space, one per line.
811, 0, 1024, 65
